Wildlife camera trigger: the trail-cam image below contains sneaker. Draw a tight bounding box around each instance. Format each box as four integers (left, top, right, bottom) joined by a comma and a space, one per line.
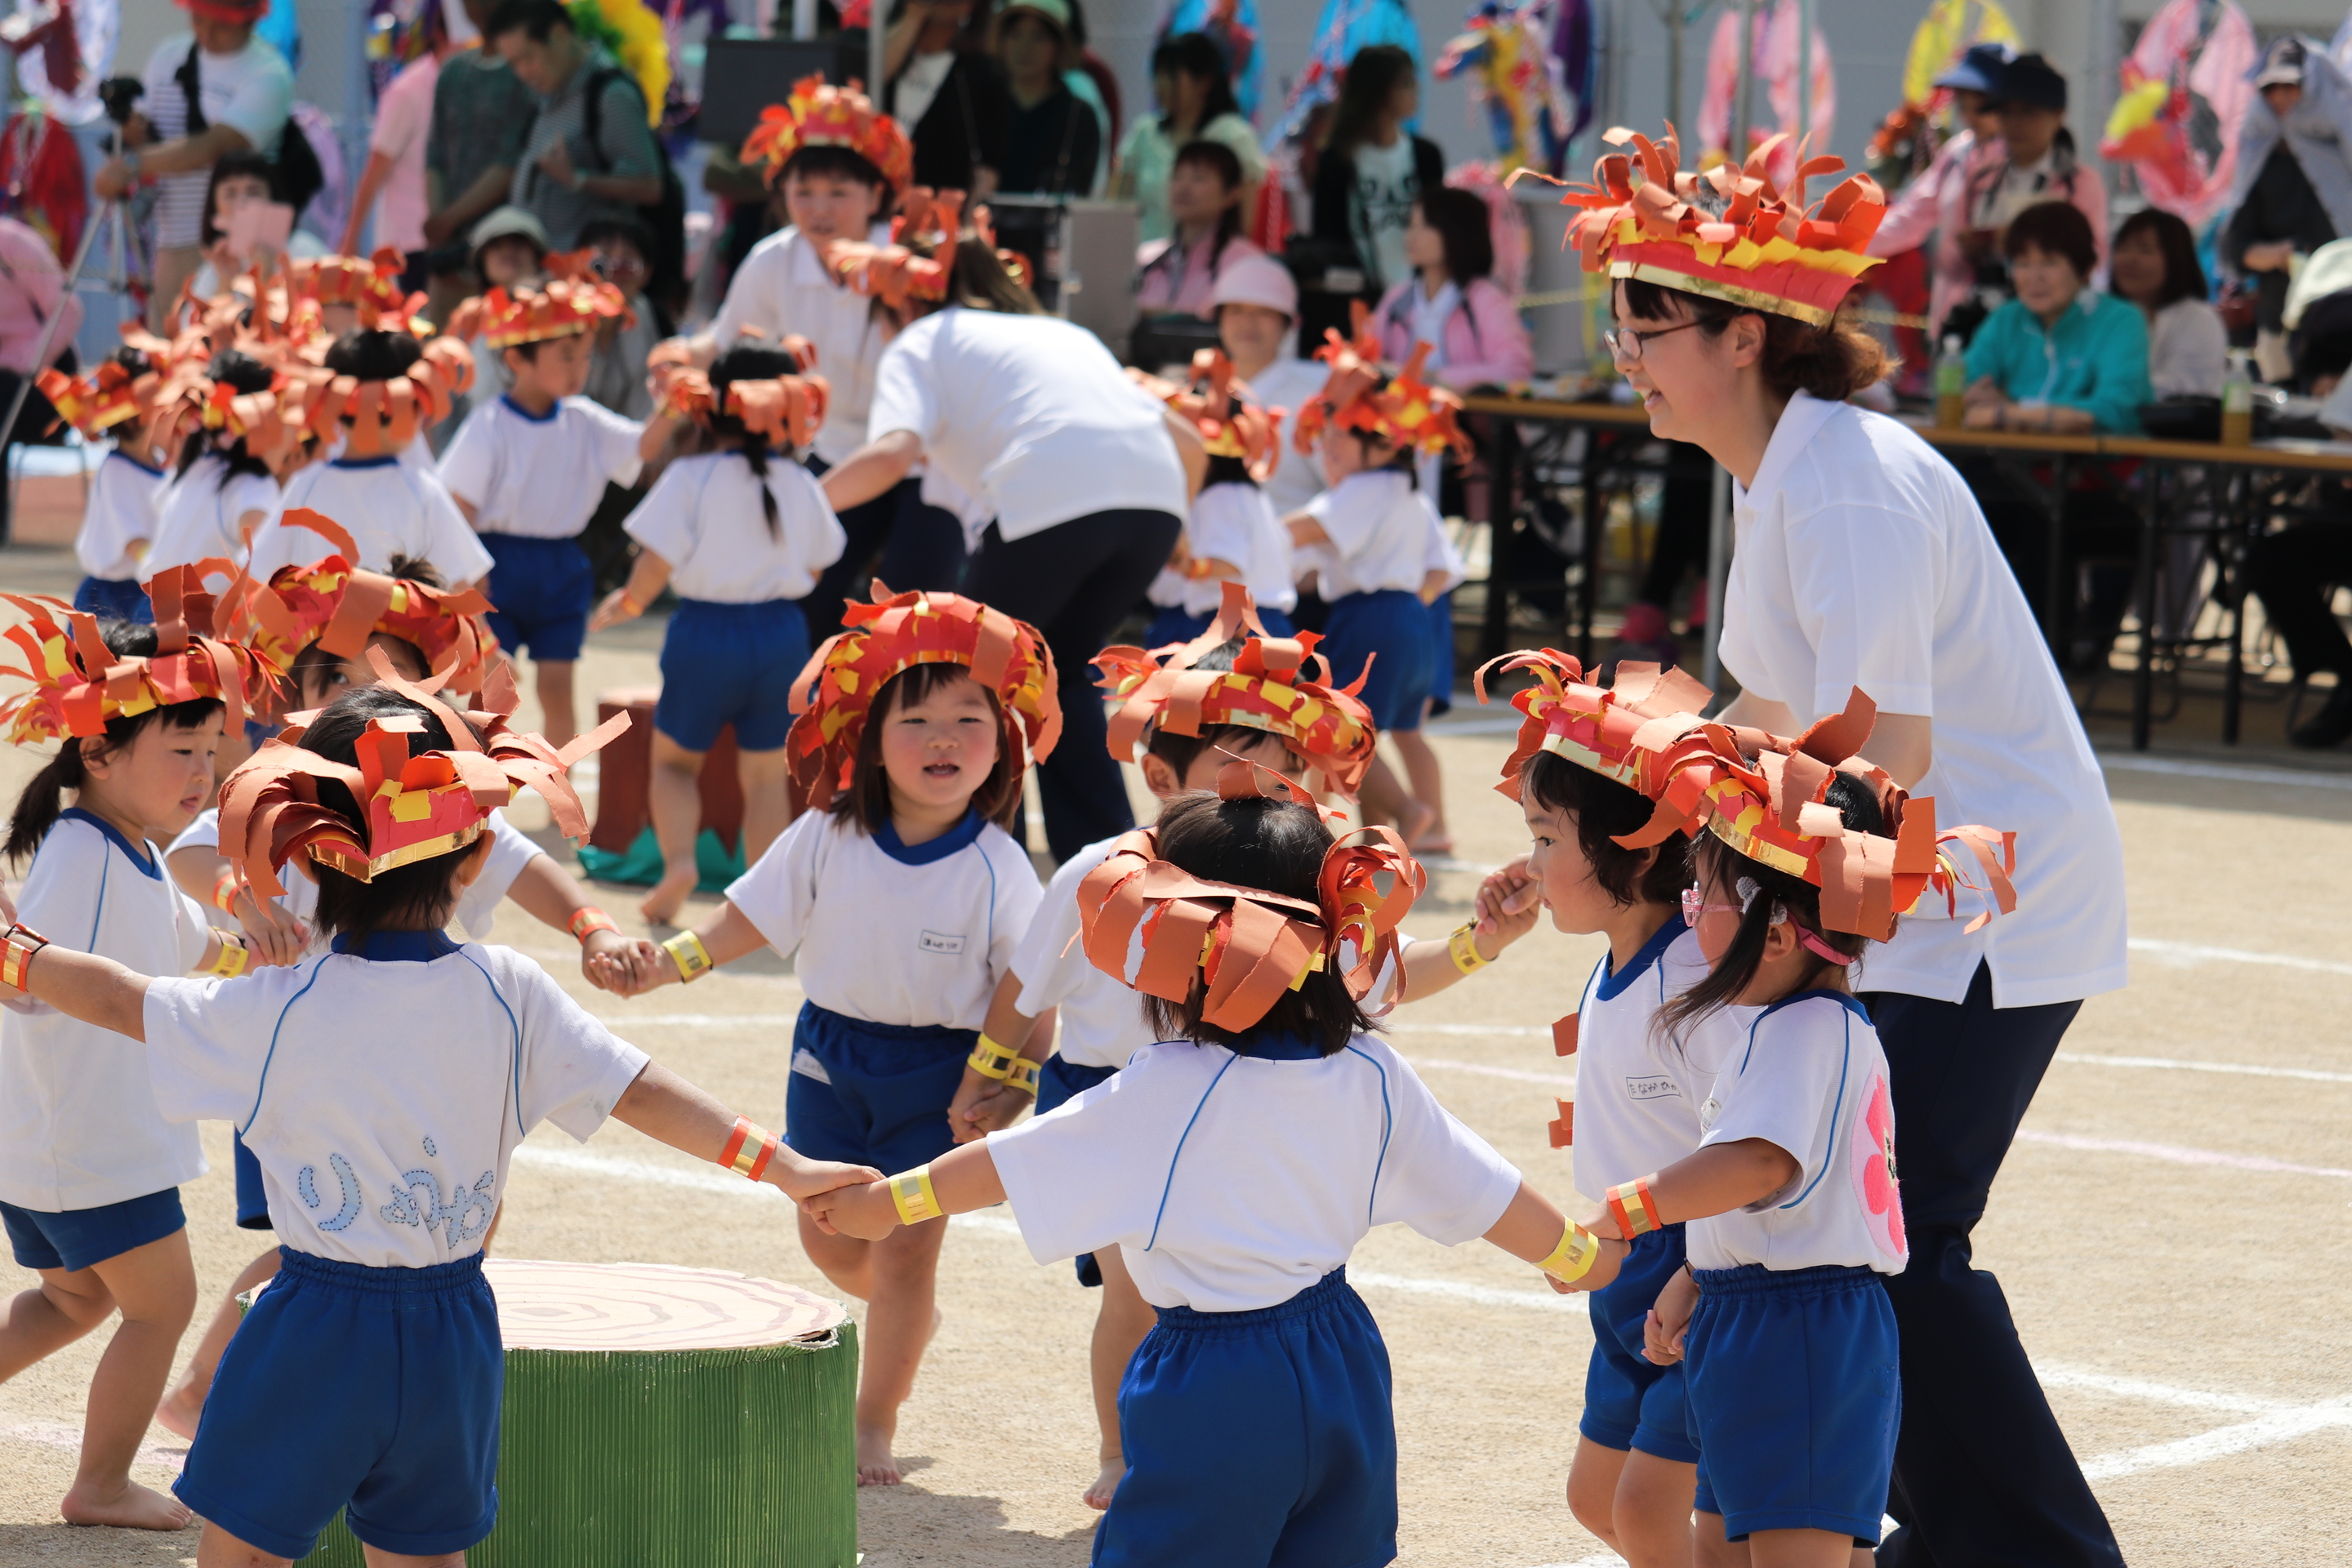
2290, 679, 2352, 749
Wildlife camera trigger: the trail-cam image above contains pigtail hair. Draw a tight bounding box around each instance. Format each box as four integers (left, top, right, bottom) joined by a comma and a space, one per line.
708, 342, 804, 541
738, 443, 780, 539
4, 745, 87, 866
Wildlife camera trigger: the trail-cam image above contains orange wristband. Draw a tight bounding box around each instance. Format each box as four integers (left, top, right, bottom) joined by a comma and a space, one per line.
212, 869, 245, 913
1606, 1176, 1665, 1239
717, 1116, 778, 1183
0, 921, 48, 991
568, 906, 619, 942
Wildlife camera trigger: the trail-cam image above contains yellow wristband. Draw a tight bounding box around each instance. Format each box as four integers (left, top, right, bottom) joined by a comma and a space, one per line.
1448, 921, 1490, 975
889, 1165, 943, 1225
662, 930, 714, 983
209, 933, 249, 978
1536, 1221, 1605, 1285
1004, 1058, 1041, 1097
967, 1031, 1020, 1080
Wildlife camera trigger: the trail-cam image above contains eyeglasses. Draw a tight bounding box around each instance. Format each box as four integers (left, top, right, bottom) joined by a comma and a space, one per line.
1602, 319, 1705, 363
1682, 884, 1742, 930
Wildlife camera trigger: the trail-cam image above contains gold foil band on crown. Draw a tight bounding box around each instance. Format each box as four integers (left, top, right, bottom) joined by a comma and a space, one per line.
1608, 261, 1838, 327
306, 822, 488, 884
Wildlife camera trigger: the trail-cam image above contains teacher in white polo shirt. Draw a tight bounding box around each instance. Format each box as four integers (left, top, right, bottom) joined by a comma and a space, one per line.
1559, 129, 2128, 1567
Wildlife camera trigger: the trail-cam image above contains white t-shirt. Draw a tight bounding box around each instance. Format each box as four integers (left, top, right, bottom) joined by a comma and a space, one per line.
989, 1031, 1523, 1312
1010, 835, 1152, 1071
1245, 358, 1331, 519
256, 456, 494, 586
1306, 469, 1435, 597
438, 394, 645, 541
167, 807, 544, 943
1569, 923, 1746, 1198
709, 224, 893, 467
367, 54, 439, 255
1173, 482, 1297, 617
621, 451, 846, 604
1686, 991, 1907, 1276
866, 309, 1189, 541
725, 808, 1042, 1030
76, 451, 169, 580
1349, 136, 1419, 294
0, 813, 211, 1210
140, 33, 294, 249
145, 455, 280, 576
142, 936, 648, 1269
1718, 394, 2128, 1009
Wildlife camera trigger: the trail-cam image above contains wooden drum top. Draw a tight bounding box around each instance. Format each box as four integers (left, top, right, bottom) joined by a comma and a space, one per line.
482, 1258, 848, 1352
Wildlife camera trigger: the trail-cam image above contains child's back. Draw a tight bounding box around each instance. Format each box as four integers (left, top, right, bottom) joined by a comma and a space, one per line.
145, 453, 279, 576
624, 449, 844, 605
74, 452, 168, 621
261, 457, 491, 584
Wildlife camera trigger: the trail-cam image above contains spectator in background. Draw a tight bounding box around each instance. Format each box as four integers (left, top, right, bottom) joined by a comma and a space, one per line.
579, 216, 665, 419
2247, 345, 2352, 744
0, 215, 80, 517
99, 0, 293, 331
1212, 252, 1327, 518
883, 0, 1013, 195
1312, 45, 1445, 303
341, 7, 460, 271
2225, 38, 2352, 381
448, 205, 550, 412
424, 0, 537, 322
1112, 31, 1265, 246
1869, 42, 2011, 338
187, 150, 328, 300
991, 0, 1099, 198
1960, 54, 2106, 296
1136, 141, 1262, 316
1059, 0, 1116, 197
489, 0, 663, 250
2109, 207, 2226, 397
1374, 187, 1532, 391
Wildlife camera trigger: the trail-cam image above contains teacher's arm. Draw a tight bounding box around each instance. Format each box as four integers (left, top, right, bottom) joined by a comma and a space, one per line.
821, 430, 923, 513
1717, 691, 1931, 787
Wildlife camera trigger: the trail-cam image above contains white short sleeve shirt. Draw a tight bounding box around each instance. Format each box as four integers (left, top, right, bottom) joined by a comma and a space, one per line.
710, 225, 893, 467
1177, 482, 1298, 617
1009, 835, 1153, 1071
621, 452, 846, 603
1246, 358, 1332, 519
76, 452, 169, 580
1305, 470, 1437, 597
1717, 393, 2128, 1008
1569, 923, 1747, 1198
144, 456, 281, 576
257, 457, 494, 586
437, 394, 645, 541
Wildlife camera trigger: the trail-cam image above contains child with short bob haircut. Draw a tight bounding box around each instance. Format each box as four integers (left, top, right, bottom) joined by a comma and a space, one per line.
140, 348, 289, 578
808, 777, 1622, 1567
612, 586, 1055, 1486
0, 602, 276, 1532
0, 668, 879, 1564
41, 347, 172, 624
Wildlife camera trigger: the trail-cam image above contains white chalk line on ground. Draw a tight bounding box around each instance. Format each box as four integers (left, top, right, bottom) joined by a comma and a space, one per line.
2054, 1050, 2352, 1085
2129, 935, 2352, 980
2012, 1129, 2352, 1179
1, 1421, 186, 1473
2099, 751, 2352, 792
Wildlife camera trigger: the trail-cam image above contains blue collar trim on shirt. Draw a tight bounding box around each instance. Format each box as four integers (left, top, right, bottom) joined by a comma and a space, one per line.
59, 807, 158, 878
1232, 1031, 1328, 1061
106, 449, 165, 476
1757, 988, 1871, 1025
873, 808, 987, 866
331, 929, 462, 962
499, 394, 562, 424
1595, 915, 1686, 1002
329, 453, 401, 470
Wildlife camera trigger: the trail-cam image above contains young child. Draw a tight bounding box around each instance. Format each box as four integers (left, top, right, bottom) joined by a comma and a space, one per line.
440, 255, 669, 749
140, 349, 291, 578
1602, 690, 2016, 1564
1134, 351, 1298, 649
41, 348, 171, 623
0, 601, 276, 1531
808, 778, 1624, 1566
0, 674, 878, 1563
589, 340, 846, 923
612, 586, 1055, 1486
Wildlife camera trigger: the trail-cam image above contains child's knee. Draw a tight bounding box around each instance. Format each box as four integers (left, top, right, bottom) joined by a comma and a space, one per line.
39, 1273, 116, 1329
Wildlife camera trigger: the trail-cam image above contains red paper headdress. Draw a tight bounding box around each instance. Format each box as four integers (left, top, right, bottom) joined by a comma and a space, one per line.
1477, 648, 1718, 803
827, 188, 1033, 307
1130, 349, 1285, 481
1096, 582, 1379, 800
288, 248, 435, 334
1076, 760, 1426, 1031
140, 356, 304, 476
281, 333, 475, 460
451, 252, 632, 350
216, 648, 628, 896
1290, 302, 1471, 460
654, 362, 831, 452
0, 590, 280, 746
786, 586, 1061, 810
1510, 122, 1886, 327
37, 354, 163, 440
741, 74, 915, 193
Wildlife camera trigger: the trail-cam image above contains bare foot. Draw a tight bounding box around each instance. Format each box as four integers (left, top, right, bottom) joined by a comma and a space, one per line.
60, 1477, 193, 1530
1083, 1457, 1126, 1511
856, 1423, 902, 1486
639, 868, 697, 927
154, 1378, 205, 1442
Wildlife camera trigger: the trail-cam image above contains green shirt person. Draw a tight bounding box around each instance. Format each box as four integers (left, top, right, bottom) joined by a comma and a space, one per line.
1962, 201, 2152, 435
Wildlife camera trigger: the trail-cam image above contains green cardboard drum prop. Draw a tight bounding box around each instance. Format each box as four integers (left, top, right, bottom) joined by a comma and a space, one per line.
295, 1259, 857, 1566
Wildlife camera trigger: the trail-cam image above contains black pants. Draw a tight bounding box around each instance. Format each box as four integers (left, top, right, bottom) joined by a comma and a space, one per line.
2243, 519, 2352, 678
964, 508, 1183, 862
1863, 964, 2121, 1568
801, 468, 969, 639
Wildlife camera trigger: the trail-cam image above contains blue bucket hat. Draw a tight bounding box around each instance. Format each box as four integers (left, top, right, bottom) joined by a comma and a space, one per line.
1935, 41, 2016, 99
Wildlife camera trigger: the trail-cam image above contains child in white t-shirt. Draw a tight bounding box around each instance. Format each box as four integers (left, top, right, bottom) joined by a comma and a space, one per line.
589, 341, 847, 924
0, 680, 876, 1563
809, 785, 1620, 1564
611, 586, 1054, 1486
0, 607, 274, 1533
143, 349, 283, 578
1133, 354, 1298, 649
44, 348, 171, 624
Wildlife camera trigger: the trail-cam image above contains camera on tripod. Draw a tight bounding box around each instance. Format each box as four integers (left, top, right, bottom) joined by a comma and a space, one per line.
97, 76, 142, 129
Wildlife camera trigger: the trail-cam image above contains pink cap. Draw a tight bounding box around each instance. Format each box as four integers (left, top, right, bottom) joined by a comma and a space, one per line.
1209, 252, 1298, 320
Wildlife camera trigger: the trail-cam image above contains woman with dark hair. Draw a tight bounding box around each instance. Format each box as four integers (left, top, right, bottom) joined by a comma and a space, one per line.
1373, 186, 1533, 390
881, 0, 1014, 194
1135, 140, 1263, 316
1961, 202, 2151, 433
1311, 44, 1445, 299
990, 0, 1099, 197
2109, 206, 2227, 397
1111, 30, 1265, 244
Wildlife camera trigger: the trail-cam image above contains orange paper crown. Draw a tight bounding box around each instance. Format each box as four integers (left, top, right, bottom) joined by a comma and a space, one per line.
0, 590, 280, 746
216, 648, 628, 896
741, 74, 915, 192
1477, 648, 1719, 803
140, 357, 304, 476
1511, 122, 1886, 327
1291, 303, 1471, 460
827, 188, 1035, 307
452, 252, 632, 350
1076, 760, 1426, 1031
282, 334, 475, 460
1096, 583, 1379, 800
1131, 350, 1285, 480
289, 248, 435, 334
786, 586, 1061, 811
655, 364, 831, 452
38, 355, 163, 440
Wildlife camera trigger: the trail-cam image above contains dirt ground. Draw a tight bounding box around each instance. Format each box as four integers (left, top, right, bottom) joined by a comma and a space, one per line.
1, 538, 2348, 1566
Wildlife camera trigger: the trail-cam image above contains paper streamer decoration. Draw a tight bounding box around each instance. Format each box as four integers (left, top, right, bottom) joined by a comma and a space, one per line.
1697, 0, 1835, 185
2101, 0, 2253, 230
1900, 0, 2019, 118
1433, 0, 1588, 178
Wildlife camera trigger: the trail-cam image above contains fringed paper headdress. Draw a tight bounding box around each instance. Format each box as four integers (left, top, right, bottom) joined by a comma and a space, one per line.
216, 648, 627, 897
450, 252, 632, 350
827, 188, 1032, 308
1476, 648, 1718, 803
1290, 302, 1471, 460
283, 334, 475, 460
1096, 582, 1379, 800
786, 586, 1061, 810
37, 354, 163, 441
1510, 122, 1886, 327
1076, 759, 1426, 1030
0, 590, 280, 745
1130, 349, 1285, 481
140, 356, 304, 475
741, 74, 915, 192
653, 340, 831, 452
289, 248, 435, 334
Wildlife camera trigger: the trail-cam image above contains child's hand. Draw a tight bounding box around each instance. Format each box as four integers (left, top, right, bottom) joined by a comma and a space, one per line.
1545, 1234, 1628, 1294
583, 932, 660, 994
1579, 1201, 1624, 1243
947, 1072, 1030, 1143
234, 892, 310, 968
1643, 1266, 1699, 1364
804, 1179, 898, 1241
588, 587, 644, 633
766, 1154, 883, 1205
1473, 856, 1540, 936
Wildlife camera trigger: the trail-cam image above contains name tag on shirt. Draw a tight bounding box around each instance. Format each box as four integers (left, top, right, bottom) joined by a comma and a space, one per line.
1625, 1075, 1682, 1102
918, 930, 967, 957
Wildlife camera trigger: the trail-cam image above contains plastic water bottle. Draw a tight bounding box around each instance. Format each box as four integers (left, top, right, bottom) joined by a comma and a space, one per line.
2221, 350, 2254, 446
1935, 336, 1967, 429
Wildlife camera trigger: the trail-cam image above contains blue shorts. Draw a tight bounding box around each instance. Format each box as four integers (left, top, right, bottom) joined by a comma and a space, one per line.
233, 1133, 271, 1231
74, 576, 154, 623
1581, 1223, 1699, 1464
1421, 591, 1456, 719
175, 1248, 501, 1561
1686, 1263, 1898, 1545
1098, 1267, 1396, 1568
654, 598, 811, 754
482, 532, 593, 662
2, 1187, 185, 1273
1322, 590, 1434, 733
1036, 1057, 1120, 1287
1143, 603, 1294, 652
784, 1000, 974, 1173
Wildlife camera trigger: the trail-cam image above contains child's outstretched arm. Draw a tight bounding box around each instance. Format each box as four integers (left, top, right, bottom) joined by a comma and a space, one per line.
617, 900, 769, 994
167, 844, 309, 968
498, 853, 653, 993
0, 932, 151, 1040
1484, 1179, 1628, 1294
1399, 864, 1542, 1000
804, 1139, 1006, 1242
588, 546, 674, 634
1579, 1140, 1802, 1245
609, 1061, 880, 1213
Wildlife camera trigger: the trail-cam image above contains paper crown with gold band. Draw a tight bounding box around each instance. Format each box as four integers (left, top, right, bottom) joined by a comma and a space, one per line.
827, 188, 1031, 309
1076, 759, 1426, 1030
139, 357, 305, 479
287, 248, 436, 336
449, 252, 632, 350
1476, 648, 1720, 804
165, 510, 499, 692
0, 589, 281, 746
654, 363, 831, 451
37, 354, 163, 440
786, 585, 1061, 811
1290, 302, 1472, 460
741, 74, 915, 193
282, 335, 476, 461
1095, 582, 1380, 800
1510, 122, 1886, 327
1129, 349, 1285, 482
216, 650, 628, 897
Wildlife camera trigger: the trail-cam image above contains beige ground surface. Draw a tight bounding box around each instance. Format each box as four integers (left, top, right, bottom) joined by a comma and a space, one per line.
0, 538, 2348, 1565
